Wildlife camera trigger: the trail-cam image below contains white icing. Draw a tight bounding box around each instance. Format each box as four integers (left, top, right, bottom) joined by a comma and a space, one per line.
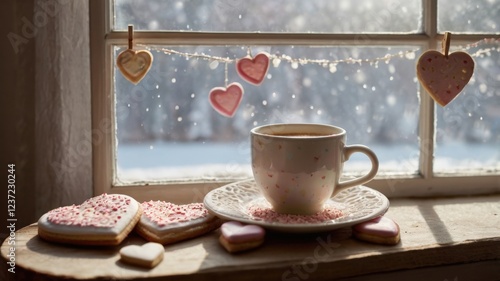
37, 194, 139, 237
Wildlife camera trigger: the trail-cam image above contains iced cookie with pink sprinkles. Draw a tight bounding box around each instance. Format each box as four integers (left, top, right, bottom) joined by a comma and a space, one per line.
37, 193, 142, 246
135, 201, 221, 245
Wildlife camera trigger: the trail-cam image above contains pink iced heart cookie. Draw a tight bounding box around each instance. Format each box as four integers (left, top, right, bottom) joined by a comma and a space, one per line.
120, 242, 164, 268
352, 216, 400, 245
37, 193, 142, 246
116, 49, 153, 85
236, 52, 270, 85
221, 221, 265, 243
219, 221, 265, 253
209, 82, 244, 117
135, 201, 221, 245
416, 50, 474, 106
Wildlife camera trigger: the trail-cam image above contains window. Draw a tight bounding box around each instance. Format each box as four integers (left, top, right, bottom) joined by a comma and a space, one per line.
90, 0, 500, 199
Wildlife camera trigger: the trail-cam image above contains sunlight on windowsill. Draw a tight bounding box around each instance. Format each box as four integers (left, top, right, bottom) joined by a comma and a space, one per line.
2, 193, 499, 280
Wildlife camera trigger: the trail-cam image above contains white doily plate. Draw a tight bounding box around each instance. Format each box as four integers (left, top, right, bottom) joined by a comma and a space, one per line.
203, 179, 390, 233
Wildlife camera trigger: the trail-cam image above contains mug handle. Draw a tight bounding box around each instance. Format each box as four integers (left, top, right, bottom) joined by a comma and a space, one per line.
333, 145, 379, 196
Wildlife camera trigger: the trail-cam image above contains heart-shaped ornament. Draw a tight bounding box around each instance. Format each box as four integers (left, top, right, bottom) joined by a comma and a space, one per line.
209, 82, 244, 117
37, 194, 142, 246
116, 49, 154, 85
220, 221, 265, 243
416, 50, 474, 106
120, 242, 164, 268
236, 52, 270, 85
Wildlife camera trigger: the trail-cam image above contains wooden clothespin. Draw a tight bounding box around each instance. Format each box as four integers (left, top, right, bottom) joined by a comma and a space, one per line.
128, 25, 134, 50
442, 31, 451, 58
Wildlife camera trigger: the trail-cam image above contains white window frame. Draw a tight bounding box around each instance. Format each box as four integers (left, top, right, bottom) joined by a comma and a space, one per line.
90, 0, 500, 201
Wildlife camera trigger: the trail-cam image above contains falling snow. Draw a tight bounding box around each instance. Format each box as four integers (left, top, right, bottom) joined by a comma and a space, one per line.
113, 1, 500, 181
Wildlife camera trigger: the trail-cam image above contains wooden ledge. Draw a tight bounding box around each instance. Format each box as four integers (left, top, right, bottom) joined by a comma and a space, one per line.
2, 194, 500, 281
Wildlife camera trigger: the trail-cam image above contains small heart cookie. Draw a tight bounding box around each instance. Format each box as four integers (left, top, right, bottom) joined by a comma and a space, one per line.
120, 242, 164, 268
352, 216, 400, 245
135, 201, 221, 245
236, 52, 270, 85
417, 50, 474, 106
37, 194, 142, 246
116, 49, 153, 85
219, 221, 265, 253
209, 82, 244, 117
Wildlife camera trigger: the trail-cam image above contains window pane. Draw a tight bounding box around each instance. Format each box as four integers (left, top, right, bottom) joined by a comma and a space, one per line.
435, 41, 500, 174
114, 0, 422, 33
438, 0, 499, 34
114, 45, 420, 183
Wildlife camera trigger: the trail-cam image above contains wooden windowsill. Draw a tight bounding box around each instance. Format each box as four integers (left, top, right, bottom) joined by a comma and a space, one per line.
2, 194, 500, 281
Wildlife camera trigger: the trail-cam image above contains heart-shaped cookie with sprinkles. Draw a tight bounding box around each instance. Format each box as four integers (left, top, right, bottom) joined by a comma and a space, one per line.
416, 32, 475, 106
135, 201, 222, 245
417, 51, 474, 106
37, 193, 142, 246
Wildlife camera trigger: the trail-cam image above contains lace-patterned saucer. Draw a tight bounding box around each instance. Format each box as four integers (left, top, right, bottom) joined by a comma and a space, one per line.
203, 179, 390, 233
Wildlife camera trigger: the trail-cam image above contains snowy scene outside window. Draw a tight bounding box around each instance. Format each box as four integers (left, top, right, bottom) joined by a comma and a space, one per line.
114, 0, 421, 33
111, 0, 500, 184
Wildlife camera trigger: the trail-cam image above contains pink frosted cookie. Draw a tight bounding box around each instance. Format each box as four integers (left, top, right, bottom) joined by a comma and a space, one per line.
352, 216, 400, 245
236, 52, 270, 85
219, 221, 265, 253
37, 193, 142, 246
135, 201, 221, 245
209, 82, 244, 117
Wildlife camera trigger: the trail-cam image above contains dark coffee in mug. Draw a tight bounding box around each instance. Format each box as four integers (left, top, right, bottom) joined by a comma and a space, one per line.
268, 132, 330, 137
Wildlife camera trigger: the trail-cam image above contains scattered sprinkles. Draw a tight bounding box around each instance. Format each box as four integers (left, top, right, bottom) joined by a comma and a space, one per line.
248, 205, 343, 224
46, 194, 133, 228
141, 201, 209, 227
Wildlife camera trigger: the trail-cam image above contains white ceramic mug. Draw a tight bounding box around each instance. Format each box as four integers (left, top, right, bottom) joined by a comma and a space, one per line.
251, 123, 379, 215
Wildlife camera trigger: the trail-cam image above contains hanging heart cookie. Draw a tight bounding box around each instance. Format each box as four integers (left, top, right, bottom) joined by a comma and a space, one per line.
416, 32, 474, 106
116, 25, 154, 85
117, 49, 153, 85
209, 82, 244, 117
236, 52, 270, 85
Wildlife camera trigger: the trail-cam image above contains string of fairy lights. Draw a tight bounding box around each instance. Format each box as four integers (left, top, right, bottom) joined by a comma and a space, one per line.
117, 38, 499, 116
137, 38, 499, 69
